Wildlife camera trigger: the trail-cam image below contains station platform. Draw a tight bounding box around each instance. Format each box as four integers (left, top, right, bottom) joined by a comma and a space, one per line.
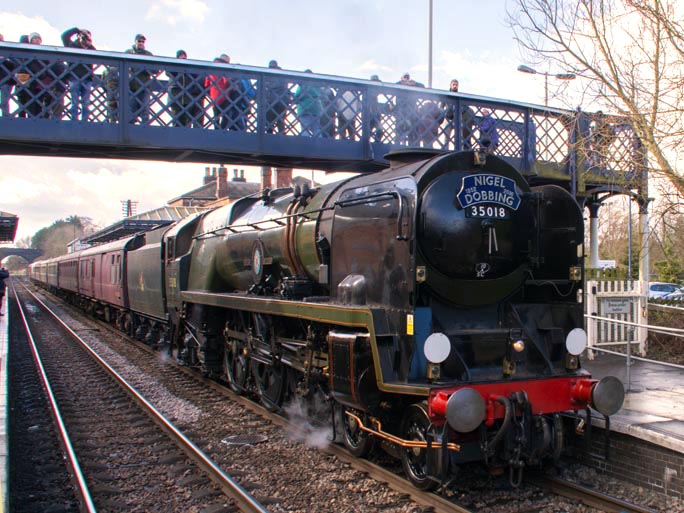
583, 352, 684, 454
0, 289, 8, 513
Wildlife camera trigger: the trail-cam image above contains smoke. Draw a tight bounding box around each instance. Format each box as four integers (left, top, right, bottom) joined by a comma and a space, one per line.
158, 350, 172, 364
284, 396, 332, 450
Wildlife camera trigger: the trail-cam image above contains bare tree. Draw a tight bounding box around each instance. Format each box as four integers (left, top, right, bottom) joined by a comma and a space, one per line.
14, 236, 31, 249
597, 199, 630, 263
508, 0, 684, 195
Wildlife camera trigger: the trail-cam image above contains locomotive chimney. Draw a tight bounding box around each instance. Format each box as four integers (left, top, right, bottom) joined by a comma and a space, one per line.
275, 167, 293, 188
216, 166, 228, 198
261, 166, 273, 191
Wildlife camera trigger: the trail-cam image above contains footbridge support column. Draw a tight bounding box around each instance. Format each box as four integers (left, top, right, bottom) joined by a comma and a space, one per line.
588, 202, 601, 270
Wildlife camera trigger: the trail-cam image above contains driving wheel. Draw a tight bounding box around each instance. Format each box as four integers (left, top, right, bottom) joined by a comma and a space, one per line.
341, 406, 375, 457
223, 338, 249, 394
400, 401, 438, 491
252, 359, 285, 411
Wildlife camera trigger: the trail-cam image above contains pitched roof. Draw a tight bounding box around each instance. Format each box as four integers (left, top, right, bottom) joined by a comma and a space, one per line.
167, 178, 260, 203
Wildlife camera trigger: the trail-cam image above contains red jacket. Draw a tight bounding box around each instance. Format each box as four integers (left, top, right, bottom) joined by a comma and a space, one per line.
205, 74, 230, 106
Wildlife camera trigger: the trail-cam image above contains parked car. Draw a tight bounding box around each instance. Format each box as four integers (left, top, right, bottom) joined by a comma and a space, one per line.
661, 290, 684, 302
648, 282, 684, 299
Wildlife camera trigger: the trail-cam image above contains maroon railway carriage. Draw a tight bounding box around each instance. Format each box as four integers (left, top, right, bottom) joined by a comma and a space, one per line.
72, 235, 142, 319
55, 253, 79, 295
29, 260, 48, 287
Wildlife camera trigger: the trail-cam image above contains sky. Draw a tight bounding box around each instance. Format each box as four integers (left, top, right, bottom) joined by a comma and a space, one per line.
0, 0, 576, 244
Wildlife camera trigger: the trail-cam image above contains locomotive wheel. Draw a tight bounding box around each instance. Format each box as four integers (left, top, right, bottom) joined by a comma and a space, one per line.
252, 360, 285, 411
400, 402, 438, 491
552, 414, 564, 462
223, 339, 249, 394
123, 313, 134, 337
341, 407, 375, 458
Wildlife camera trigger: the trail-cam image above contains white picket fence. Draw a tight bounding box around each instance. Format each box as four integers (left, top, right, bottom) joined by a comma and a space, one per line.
585, 279, 648, 358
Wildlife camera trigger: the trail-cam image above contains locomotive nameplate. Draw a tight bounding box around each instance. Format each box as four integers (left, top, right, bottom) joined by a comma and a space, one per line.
457, 174, 521, 214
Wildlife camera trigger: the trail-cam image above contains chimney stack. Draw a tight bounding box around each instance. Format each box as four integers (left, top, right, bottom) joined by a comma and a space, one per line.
203, 167, 214, 185
216, 166, 228, 198
275, 167, 293, 188
231, 168, 247, 183
261, 166, 272, 191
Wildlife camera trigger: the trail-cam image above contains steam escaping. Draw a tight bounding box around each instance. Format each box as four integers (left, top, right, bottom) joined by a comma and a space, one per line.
284, 396, 332, 450
158, 350, 172, 364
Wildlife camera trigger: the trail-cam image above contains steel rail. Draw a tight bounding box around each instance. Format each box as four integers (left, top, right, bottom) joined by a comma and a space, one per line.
20, 283, 269, 513
326, 449, 474, 513
527, 474, 660, 513
11, 282, 98, 513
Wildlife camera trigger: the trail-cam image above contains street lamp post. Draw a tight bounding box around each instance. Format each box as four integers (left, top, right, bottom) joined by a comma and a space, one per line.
517, 64, 576, 106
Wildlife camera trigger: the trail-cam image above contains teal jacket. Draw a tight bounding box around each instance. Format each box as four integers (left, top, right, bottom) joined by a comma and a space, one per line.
294, 84, 322, 116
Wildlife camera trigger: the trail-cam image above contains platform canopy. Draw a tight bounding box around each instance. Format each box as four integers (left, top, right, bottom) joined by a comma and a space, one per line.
0, 212, 18, 243
81, 206, 207, 245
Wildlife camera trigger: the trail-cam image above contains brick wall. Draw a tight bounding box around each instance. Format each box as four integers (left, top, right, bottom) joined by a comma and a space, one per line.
570, 427, 683, 499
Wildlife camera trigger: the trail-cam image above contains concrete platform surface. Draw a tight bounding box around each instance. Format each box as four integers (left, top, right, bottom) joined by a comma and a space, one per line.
584, 353, 684, 453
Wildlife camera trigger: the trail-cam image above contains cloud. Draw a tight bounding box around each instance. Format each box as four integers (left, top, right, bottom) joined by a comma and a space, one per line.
146, 0, 210, 26
437, 49, 552, 104
0, 12, 62, 45
0, 157, 202, 242
358, 59, 393, 75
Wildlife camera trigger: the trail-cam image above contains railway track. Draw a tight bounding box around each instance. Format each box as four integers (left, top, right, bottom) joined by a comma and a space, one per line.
528, 474, 660, 513
18, 280, 667, 513
8, 288, 85, 512
12, 283, 268, 513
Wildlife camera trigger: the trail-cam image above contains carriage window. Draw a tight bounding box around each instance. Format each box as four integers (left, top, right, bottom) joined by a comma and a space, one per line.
110, 256, 116, 284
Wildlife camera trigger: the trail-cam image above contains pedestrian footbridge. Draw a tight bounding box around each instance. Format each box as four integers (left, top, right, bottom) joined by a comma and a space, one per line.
0, 42, 643, 195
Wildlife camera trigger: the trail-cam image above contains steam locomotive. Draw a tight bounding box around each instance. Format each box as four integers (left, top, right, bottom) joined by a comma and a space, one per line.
30, 149, 624, 489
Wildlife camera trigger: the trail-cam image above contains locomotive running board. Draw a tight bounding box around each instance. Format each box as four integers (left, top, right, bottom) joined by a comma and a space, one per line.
181, 290, 432, 397
182, 290, 372, 327
345, 411, 461, 452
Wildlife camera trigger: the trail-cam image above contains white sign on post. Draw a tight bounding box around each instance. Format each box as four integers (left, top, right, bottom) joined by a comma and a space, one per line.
603, 297, 631, 315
